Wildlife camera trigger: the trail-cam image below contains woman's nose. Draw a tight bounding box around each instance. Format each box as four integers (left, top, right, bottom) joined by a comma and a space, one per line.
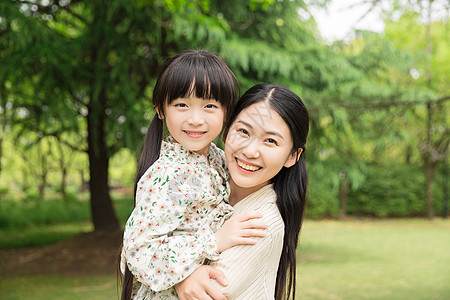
242, 139, 260, 159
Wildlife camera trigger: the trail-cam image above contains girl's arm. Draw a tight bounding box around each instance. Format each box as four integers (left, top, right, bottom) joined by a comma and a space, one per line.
175, 265, 228, 300
214, 211, 267, 253
176, 210, 284, 299
122, 166, 267, 293
211, 216, 284, 299
123, 167, 219, 292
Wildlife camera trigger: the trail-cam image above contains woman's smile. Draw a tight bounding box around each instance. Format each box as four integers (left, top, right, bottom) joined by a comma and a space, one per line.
235, 157, 262, 172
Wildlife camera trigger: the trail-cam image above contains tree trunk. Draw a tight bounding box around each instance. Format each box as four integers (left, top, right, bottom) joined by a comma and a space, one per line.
84, 5, 120, 232
0, 136, 3, 189
37, 143, 47, 200
423, 102, 435, 220
339, 171, 349, 219
442, 160, 448, 219
61, 167, 67, 199
87, 98, 120, 231
56, 141, 67, 199
405, 145, 412, 164
424, 160, 436, 220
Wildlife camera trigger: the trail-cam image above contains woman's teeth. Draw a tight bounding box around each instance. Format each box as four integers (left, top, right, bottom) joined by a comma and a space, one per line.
237, 159, 261, 171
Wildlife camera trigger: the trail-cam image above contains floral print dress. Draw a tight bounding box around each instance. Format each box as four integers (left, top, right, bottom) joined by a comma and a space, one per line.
121, 136, 233, 299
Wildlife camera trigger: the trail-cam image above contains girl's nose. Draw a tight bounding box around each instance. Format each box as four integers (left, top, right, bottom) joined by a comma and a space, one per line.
187, 110, 205, 126
242, 138, 260, 159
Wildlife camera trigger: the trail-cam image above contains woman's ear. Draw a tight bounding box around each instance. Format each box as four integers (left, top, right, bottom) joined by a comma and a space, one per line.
155, 107, 164, 119
284, 148, 303, 168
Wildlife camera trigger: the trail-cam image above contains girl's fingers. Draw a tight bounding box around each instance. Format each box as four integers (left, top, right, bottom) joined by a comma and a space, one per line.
199, 293, 214, 300
241, 218, 268, 229
241, 229, 267, 238
235, 211, 263, 221
236, 237, 258, 245
204, 286, 226, 300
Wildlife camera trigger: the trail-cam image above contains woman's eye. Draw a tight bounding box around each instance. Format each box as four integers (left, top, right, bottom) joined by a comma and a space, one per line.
237, 128, 249, 135
205, 104, 217, 109
265, 138, 278, 145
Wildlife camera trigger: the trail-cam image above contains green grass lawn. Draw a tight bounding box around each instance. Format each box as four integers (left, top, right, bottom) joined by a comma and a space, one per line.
0, 219, 448, 299
297, 219, 450, 300
0, 275, 118, 300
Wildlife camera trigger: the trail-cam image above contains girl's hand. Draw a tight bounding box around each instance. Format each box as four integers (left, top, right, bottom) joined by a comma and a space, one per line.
175, 265, 228, 300
214, 211, 267, 253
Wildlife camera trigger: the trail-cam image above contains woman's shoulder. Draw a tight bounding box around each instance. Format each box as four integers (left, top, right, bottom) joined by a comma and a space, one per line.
238, 185, 283, 233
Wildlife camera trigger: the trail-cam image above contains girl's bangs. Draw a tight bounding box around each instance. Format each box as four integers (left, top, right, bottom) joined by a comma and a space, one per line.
164, 57, 235, 109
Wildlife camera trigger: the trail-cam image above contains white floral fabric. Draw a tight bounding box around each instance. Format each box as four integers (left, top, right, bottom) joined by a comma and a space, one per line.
121, 136, 233, 299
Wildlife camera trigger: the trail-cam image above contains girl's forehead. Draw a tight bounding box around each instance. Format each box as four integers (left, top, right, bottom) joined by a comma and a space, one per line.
170, 95, 219, 103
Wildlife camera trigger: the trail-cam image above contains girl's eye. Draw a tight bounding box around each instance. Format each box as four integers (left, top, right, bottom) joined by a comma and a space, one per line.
175, 103, 187, 108
265, 138, 278, 145
205, 104, 218, 109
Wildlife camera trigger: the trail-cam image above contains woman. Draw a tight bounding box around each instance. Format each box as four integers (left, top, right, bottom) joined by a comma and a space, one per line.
176, 83, 309, 300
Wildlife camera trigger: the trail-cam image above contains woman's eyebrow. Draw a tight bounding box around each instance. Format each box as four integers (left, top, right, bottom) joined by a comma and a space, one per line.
236, 120, 284, 140
237, 120, 253, 128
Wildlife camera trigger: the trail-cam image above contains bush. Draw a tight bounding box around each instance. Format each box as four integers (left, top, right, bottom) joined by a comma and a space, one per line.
0, 198, 91, 229
307, 163, 340, 218
346, 164, 443, 217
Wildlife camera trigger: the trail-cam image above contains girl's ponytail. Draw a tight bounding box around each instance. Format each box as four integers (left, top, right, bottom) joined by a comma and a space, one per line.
121, 115, 163, 300
134, 116, 163, 203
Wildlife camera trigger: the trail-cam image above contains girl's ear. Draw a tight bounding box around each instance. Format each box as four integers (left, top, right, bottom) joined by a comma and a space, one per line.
155, 107, 164, 119
284, 148, 303, 168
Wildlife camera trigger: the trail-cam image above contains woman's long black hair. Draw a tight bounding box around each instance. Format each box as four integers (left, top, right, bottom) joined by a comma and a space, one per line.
120, 50, 238, 300
223, 83, 309, 300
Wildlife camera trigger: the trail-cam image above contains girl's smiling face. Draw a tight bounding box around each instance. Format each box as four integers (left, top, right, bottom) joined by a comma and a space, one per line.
162, 95, 225, 157
225, 101, 298, 192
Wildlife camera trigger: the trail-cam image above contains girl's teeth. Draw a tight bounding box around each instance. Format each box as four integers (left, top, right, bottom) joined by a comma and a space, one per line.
237, 159, 261, 171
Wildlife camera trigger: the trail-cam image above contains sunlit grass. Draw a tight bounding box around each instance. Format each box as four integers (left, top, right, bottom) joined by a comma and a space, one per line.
0, 275, 118, 300
297, 219, 450, 300
0, 222, 93, 249
1, 219, 448, 299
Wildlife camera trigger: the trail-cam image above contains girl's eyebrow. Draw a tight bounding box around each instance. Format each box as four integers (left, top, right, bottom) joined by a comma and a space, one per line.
236, 120, 284, 140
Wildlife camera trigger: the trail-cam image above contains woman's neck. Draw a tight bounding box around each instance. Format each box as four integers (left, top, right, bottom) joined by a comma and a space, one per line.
228, 179, 267, 207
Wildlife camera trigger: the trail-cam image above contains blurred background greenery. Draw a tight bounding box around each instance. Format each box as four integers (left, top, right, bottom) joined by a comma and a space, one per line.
0, 0, 449, 299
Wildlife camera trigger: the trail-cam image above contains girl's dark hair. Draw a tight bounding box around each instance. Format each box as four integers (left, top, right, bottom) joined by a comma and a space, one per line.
224, 83, 309, 300
121, 50, 238, 300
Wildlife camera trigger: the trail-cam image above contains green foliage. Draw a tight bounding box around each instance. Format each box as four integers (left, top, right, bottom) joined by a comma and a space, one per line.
347, 164, 443, 217
0, 196, 133, 230
0, 0, 448, 226
0, 199, 90, 229
0, 195, 133, 248
0, 223, 92, 249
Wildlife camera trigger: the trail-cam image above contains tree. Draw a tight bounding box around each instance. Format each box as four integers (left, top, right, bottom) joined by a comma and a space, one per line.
0, 0, 279, 230
383, 6, 449, 219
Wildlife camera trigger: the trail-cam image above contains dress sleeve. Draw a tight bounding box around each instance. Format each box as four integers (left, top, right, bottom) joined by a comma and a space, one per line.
122, 165, 219, 292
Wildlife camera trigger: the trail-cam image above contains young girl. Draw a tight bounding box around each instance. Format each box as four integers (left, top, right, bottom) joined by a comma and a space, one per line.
120, 50, 266, 300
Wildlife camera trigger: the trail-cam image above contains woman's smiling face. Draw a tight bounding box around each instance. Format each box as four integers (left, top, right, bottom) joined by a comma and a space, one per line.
224, 101, 297, 191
